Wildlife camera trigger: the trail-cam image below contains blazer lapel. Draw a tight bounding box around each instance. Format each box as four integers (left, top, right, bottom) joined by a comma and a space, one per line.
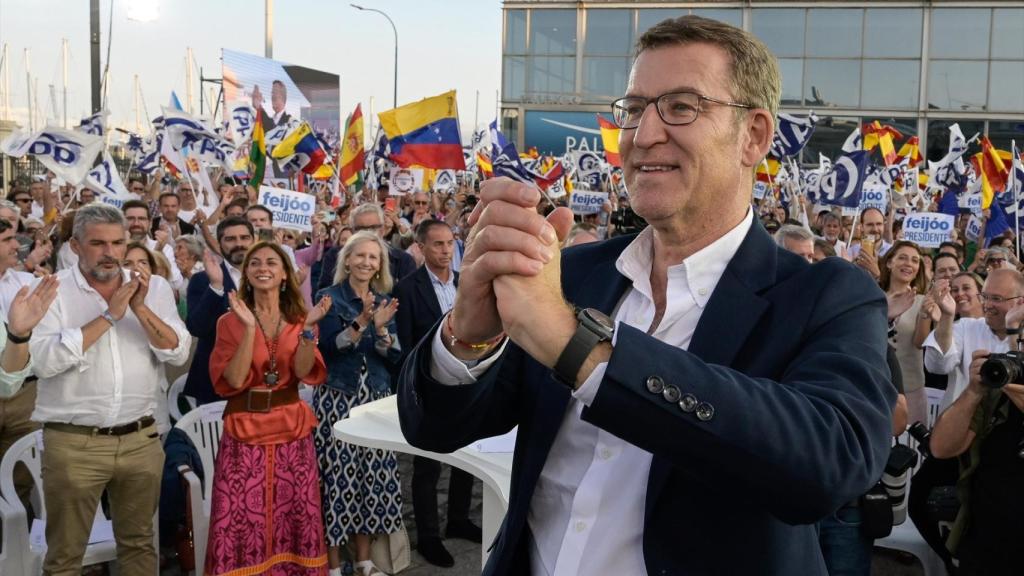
222, 263, 237, 293
416, 267, 443, 319
646, 220, 777, 516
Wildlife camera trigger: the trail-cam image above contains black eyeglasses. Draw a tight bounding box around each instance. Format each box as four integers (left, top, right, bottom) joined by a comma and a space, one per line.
355, 224, 383, 232
610, 91, 753, 129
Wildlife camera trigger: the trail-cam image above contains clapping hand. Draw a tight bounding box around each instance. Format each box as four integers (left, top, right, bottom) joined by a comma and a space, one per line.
373, 297, 399, 330
129, 269, 151, 311
7, 275, 59, 338
932, 279, 956, 318
108, 275, 140, 321
227, 291, 256, 327
204, 250, 224, 290
304, 295, 332, 329
886, 287, 916, 322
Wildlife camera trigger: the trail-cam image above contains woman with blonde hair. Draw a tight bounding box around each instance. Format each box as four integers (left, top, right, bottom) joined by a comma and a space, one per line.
313, 231, 402, 576
206, 241, 333, 575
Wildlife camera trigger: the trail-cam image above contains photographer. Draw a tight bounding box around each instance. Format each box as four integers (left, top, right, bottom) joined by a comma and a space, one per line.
927, 268, 1024, 575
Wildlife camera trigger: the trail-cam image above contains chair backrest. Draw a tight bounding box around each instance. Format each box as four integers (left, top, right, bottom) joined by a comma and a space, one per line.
0, 431, 45, 520
925, 387, 944, 429
173, 401, 226, 501
168, 374, 196, 423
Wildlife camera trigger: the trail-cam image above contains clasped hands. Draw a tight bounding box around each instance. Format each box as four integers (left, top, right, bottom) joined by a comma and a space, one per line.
446, 178, 576, 369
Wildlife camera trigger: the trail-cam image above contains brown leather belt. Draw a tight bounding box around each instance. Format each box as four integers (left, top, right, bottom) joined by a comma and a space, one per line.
44, 415, 156, 436
223, 386, 300, 416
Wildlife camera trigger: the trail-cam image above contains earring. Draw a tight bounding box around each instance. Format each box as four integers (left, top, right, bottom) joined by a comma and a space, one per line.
280, 283, 286, 292
374, 272, 380, 280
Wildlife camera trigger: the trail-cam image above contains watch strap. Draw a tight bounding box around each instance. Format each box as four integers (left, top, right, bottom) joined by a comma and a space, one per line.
102, 309, 116, 326
553, 321, 605, 387
350, 320, 362, 333
5, 324, 30, 344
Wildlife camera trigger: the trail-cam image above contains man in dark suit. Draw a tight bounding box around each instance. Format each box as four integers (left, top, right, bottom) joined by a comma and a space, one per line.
318, 203, 417, 291
184, 217, 253, 404
397, 16, 895, 576
151, 191, 197, 239
394, 220, 480, 568
253, 80, 292, 132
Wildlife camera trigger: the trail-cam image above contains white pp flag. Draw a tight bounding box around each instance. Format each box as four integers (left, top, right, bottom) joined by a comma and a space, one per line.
76, 110, 109, 137
1, 126, 103, 184
228, 101, 257, 144
84, 152, 138, 208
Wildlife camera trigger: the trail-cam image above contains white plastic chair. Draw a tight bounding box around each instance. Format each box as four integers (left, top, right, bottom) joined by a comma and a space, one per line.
0, 430, 117, 576
174, 400, 226, 576
168, 374, 197, 423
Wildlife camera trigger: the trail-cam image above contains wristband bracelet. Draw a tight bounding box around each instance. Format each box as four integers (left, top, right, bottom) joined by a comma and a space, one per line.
1007, 327, 1020, 335
5, 324, 30, 344
445, 313, 505, 351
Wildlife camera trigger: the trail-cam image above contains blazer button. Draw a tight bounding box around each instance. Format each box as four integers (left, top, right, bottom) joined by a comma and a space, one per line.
696, 402, 715, 422
678, 394, 698, 413
645, 375, 665, 394
662, 385, 680, 403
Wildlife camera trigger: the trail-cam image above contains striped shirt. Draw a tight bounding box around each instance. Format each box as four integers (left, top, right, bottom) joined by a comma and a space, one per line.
425, 266, 456, 315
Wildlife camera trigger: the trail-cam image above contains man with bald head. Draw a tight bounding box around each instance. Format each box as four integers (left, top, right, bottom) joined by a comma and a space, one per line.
926, 267, 1024, 574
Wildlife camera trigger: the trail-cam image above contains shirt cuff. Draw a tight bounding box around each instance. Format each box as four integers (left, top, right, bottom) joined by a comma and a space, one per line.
428, 324, 506, 385
209, 284, 225, 297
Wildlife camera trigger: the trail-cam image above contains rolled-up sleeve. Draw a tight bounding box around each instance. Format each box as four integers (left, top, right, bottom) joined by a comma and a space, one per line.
147, 277, 192, 366
0, 324, 33, 398
922, 326, 960, 376
29, 295, 89, 379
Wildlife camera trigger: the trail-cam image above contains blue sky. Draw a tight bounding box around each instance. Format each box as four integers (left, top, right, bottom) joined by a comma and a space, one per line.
0, 0, 503, 141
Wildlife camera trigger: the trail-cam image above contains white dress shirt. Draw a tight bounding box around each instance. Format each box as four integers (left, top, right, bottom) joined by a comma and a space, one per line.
30, 265, 191, 426
0, 268, 38, 396
144, 236, 184, 289
923, 317, 1010, 413
430, 210, 754, 576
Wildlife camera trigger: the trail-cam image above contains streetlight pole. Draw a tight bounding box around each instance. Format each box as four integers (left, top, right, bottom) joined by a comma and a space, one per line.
351, 4, 397, 109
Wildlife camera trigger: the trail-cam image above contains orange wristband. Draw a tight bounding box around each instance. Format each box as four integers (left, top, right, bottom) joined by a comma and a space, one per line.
445, 313, 505, 351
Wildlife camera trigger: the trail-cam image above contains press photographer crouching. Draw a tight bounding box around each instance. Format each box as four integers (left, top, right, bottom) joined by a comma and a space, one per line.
926, 268, 1024, 575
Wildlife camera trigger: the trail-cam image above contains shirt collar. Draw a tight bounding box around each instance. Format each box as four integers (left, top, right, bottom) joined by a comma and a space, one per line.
616, 209, 753, 309
425, 266, 454, 288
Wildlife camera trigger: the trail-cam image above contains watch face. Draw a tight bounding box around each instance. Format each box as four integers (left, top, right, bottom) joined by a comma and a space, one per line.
580, 308, 614, 339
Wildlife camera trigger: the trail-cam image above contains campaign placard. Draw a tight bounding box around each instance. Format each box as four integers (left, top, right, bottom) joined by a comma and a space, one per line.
258, 186, 315, 232
389, 167, 424, 195
753, 181, 769, 200
902, 212, 954, 248
569, 190, 607, 215
965, 215, 982, 242
860, 182, 888, 212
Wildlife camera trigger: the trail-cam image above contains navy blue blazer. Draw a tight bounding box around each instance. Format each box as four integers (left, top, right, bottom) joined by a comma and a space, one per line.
393, 266, 458, 365
397, 221, 896, 576
184, 263, 235, 405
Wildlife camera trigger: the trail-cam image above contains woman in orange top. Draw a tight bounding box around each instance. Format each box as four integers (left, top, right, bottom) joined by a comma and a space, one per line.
206, 241, 332, 576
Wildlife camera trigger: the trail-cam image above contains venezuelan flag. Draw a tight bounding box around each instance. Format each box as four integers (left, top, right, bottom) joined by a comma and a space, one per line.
340, 104, 365, 186
379, 90, 466, 170
597, 114, 621, 167
272, 122, 327, 174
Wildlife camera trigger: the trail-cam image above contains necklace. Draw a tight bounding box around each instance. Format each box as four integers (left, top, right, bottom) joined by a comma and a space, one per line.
254, 312, 283, 386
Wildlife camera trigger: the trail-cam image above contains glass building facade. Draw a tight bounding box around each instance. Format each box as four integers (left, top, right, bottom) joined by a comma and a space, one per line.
501, 1, 1024, 162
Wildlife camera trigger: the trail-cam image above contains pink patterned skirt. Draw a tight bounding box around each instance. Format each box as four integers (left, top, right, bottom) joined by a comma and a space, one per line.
204, 432, 328, 576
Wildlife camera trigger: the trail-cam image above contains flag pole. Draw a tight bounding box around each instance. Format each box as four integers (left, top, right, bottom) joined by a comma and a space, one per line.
1014, 140, 1020, 259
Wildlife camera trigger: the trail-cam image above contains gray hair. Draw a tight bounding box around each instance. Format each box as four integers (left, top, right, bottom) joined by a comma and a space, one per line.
175, 234, 205, 260
774, 224, 813, 247
73, 203, 126, 242
349, 203, 385, 228
332, 230, 393, 294
0, 199, 18, 212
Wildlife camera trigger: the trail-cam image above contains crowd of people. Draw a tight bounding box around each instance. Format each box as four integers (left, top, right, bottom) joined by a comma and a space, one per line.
0, 13, 1019, 576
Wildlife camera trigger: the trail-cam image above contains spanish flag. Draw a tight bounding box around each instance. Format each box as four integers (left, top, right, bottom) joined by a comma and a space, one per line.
379, 90, 465, 170
755, 157, 780, 183
862, 121, 902, 166
340, 104, 365, 186
476, 152, 493, 179
896, 136, 922, 169
971, 136, 1010, 209
597, 114, 621, 167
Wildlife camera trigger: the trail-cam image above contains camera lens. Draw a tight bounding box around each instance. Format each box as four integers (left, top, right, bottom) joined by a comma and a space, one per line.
980, 356, 1017, 389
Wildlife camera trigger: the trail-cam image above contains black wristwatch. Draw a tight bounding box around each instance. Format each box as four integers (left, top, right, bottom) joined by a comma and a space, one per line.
553, 308, 615, 387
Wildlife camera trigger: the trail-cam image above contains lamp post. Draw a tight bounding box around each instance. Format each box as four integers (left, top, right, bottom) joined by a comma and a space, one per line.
351, 4, 397, 109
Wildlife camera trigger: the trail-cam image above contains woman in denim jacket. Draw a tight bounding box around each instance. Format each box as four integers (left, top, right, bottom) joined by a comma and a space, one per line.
312, 231, 403, 576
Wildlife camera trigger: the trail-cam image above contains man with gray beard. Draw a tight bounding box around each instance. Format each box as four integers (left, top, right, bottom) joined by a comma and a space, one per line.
184, 216, 254, 404
30, 203, 190, 575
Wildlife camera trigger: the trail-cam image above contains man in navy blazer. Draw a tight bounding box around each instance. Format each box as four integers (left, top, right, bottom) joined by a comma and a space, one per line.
394, 220, 480, 568
397, 16, 895, 576
184, 217, 253, 404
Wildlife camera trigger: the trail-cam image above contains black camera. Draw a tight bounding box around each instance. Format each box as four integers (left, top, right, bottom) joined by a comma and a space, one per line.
979, 351, 1024, 388
907, 421, 932, 458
